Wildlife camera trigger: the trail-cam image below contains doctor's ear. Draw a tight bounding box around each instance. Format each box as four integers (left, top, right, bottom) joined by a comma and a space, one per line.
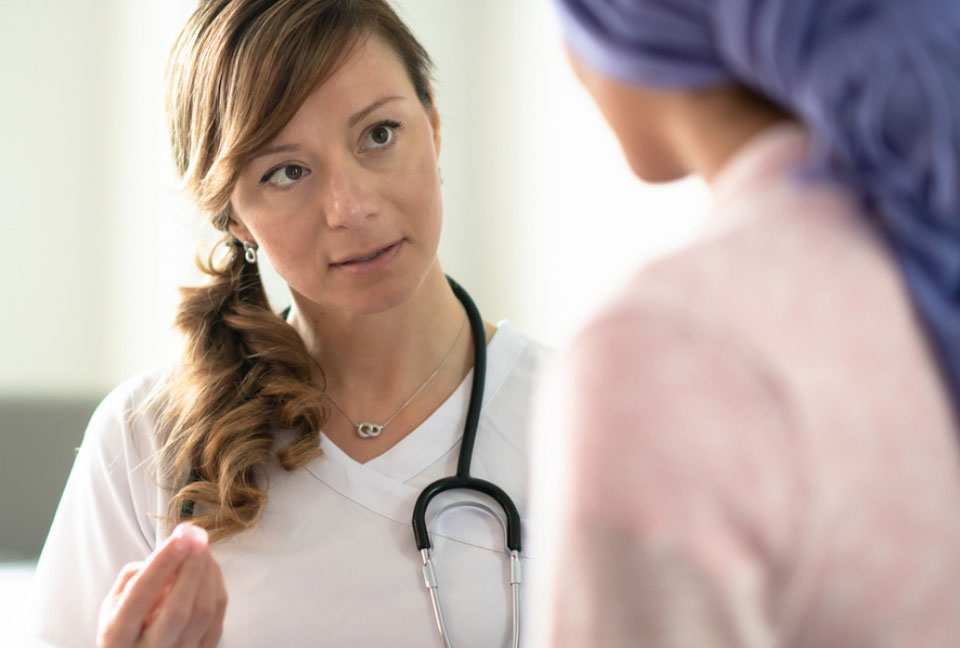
221, 207, 255, 245
426, 91, 441, 155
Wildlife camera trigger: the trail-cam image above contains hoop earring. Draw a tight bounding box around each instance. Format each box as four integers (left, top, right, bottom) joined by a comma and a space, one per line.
243, 242, 258, 264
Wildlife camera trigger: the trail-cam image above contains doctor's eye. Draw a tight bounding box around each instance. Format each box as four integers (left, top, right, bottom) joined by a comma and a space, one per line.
363, 120, 401, 150
260, 164, 310, 187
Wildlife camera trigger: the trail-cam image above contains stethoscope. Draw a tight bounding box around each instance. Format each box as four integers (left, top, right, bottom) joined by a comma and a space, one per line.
412, 276, 523, 648
180, 276, 522, 646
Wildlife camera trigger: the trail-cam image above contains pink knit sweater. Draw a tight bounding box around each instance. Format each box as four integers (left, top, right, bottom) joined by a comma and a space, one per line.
528, 125, 960, 647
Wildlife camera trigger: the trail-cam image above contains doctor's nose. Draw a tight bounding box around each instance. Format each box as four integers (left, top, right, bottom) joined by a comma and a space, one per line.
320, 164, 377, 229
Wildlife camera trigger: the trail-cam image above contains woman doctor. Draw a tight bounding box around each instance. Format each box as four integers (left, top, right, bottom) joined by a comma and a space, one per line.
25, 1, 544, 646
530, 0, 960, 645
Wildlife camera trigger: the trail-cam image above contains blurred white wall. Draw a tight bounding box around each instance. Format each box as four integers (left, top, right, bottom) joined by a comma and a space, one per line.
1, 0, 202, 398
0, 0, 708, 400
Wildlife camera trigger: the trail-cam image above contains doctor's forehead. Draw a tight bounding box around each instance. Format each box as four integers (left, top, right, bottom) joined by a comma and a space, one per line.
314, 34, 424, 105
241, 36, 430, 157
270, 41, 424, 127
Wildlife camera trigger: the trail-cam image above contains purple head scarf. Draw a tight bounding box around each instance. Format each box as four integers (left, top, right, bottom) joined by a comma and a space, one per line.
555, 0, 960, 417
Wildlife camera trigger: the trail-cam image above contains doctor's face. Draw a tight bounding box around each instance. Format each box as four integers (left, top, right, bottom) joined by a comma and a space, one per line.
228, 34, 443, 315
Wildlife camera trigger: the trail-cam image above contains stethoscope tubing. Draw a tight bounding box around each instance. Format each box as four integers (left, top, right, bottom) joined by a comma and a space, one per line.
412, 276, 522, 552
412, 276, 523, 648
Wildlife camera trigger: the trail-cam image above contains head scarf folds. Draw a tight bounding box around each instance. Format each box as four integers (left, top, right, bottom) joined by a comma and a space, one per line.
556, 0, 960, 418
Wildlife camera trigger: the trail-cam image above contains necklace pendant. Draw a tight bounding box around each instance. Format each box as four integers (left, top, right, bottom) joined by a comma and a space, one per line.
357, 422, 383, 438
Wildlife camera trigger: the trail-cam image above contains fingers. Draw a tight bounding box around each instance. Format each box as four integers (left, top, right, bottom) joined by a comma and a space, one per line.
97, 524, 205, 648
119, 524, 203, 624
170, 556, 218, 648
179, 556, 228, 648
199, 559, 228, 648
112, 561, 144, 598
143, 577, 175, 631
141, 528, 220, 648
97, 562, 144, 647
144, 550, 227, 648
144, 547, 207, 647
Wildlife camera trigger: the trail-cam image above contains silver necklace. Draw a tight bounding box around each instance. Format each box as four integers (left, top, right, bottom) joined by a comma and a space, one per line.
326, 315, 467, 439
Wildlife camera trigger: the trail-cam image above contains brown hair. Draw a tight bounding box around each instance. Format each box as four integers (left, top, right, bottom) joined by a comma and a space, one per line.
157, 0, 434, 542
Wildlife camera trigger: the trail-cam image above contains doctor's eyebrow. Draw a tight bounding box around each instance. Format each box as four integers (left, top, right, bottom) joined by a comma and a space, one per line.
248, 95, 406, 161
348, 95, 405, 128
250, 143, 301, 161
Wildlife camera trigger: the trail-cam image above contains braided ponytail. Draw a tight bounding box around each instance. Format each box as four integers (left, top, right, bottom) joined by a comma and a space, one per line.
153, 239, 327, 541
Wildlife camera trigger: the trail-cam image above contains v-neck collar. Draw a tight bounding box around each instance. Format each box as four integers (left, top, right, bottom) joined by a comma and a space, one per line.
304, 321, 525, 527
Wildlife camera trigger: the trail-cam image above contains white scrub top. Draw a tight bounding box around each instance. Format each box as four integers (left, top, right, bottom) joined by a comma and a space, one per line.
26, 322, 546, 647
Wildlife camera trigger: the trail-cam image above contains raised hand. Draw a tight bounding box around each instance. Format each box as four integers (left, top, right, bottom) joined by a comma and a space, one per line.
97, 523, 228, 648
